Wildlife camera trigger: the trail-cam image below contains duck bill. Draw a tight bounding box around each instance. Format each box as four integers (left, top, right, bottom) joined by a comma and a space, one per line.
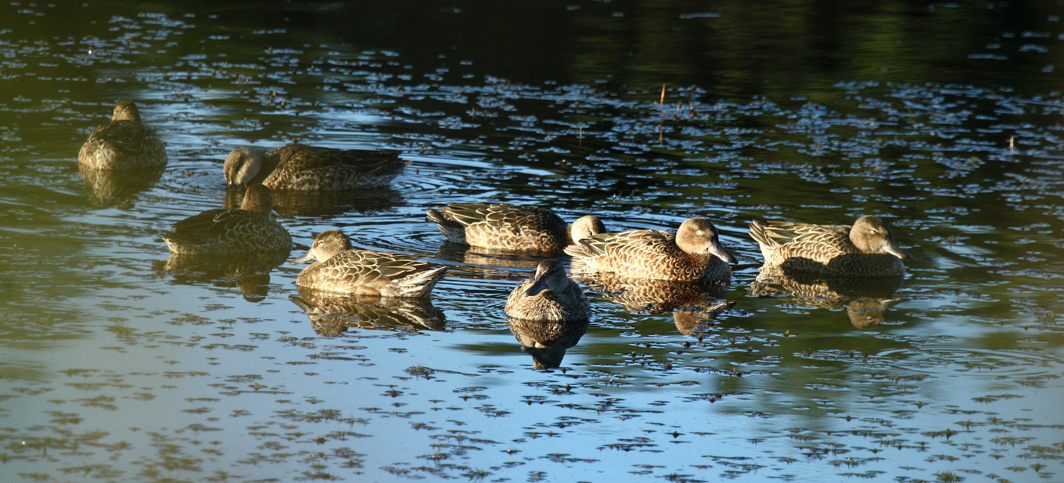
883, 242, 912, 260
524, 277, 548, 297
290, 249, 316, 265
710, 243, 738, 264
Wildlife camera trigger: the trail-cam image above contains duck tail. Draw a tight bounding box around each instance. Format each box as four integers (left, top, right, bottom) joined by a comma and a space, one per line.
426, 208, 467, 244
401, 266, 448, 298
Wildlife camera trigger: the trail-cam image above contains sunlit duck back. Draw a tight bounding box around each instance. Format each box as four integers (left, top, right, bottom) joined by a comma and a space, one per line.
162, 184, 291, 255
224, 143, 406, 191
748, 215, 911, 276
291, 230, 447, 298
505, 260, 590, 322
78, 100, 167, 170
564, 217, 736, 282
426, 203, 606, 254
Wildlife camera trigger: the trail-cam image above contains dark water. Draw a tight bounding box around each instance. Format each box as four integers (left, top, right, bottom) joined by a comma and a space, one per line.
2, 1, 1063, 481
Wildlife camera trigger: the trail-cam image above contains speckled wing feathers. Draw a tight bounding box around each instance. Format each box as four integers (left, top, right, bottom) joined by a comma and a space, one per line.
296, 249, 446, 298
263, 144, 404, 190
749, 219, 907, 276
164, 209, 291, 255
505, 270, 590, 322
751, 221, 858, 265
431, 203, 568, 252
567, 230, 726, 281
78, 119, 167, 170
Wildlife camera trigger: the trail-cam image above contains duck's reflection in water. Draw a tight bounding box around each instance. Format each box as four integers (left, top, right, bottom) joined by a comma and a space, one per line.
155, 251, 289, 301
580, 271, 730, 314
432, 242, 548, 275
290, 287, 446, 335
750, 264, 905, 329
671, 301, 737, 336
223, 186, 403, 218
80, 165, 164, 207
507, 316, 589, 370
575, 270, 736, 336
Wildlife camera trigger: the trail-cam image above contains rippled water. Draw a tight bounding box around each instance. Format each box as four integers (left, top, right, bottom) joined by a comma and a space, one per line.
2, 1, 1064, 482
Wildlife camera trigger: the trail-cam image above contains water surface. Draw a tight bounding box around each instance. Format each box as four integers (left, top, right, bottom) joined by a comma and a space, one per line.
2, 1, 1063, 482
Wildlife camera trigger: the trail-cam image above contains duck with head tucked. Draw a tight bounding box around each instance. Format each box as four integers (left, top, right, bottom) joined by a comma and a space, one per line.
505, 260, 590, 322
426, 203, 605, 254
224, 143, 405, 191
162, 184, 291, 256
748, 215, 911, 277
78, 100, 167, 170
292, 230, 446, 298
565, 217, 737, 282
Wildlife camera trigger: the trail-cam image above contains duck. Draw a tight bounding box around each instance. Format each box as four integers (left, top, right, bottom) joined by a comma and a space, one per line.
78, 100, 167, 170
505, 260, 591, 322
748, 215, 911, 276
564, 217, 736, 281
162, 184, 291, 256
426, 203, 605, 254
291, 230, 446, 298
224, 143, 405, 190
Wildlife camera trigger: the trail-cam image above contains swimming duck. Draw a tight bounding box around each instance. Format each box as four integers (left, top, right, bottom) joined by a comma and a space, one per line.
291, 230, 446, 298
162, 184, 290, 256
78, 100, 167, 170
564, 217, 736, 281
426, 203, 605, 254
505, 260, 590, 322
224, 143, 405, 190
748, 215, 911, 276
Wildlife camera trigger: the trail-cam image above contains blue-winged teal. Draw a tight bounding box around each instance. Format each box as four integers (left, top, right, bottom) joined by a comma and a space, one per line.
224, 143, 405, 190
162, 184, 291, 256
78, 100, 167, 170
505, 260, 591, 322
748, 215, 911, 276
426, 203, 605, 254
291, 230, 446, 298
564, 217, 736, 281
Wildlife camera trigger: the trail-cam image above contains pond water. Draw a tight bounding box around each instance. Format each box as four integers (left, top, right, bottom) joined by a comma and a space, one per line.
2, 1, 1064, 482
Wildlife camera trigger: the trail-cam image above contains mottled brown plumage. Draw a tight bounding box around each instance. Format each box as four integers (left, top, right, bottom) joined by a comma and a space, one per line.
224, 143, 406, 190
564, 217, 736, 281
505, 260, 590, 322
748, 215, 911, 276
162, 184, 291, 255
426, 203, 605, 254
78, 100, 167, 170
291, 230, 446, 298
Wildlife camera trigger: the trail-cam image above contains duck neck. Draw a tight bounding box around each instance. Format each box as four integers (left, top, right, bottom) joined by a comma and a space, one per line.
259, 151, 282, 180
